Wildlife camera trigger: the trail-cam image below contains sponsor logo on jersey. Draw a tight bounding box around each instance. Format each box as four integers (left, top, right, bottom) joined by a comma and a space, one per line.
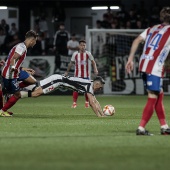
141, 54, 154, 60
147, 81, 152, 86
158, 47, 168, 66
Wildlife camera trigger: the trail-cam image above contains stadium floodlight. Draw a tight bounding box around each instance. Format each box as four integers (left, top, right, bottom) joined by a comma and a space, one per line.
0, 6, 8, 9
91, 6, 108, 10
110, 6, 120, 10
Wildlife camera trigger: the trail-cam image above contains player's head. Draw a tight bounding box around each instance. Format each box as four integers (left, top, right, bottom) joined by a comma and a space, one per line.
160, 7, 170, 24
25, 30, 38, 48
93, 76, 105, 92
59, 23, 65, 31
79, 39, 86, 52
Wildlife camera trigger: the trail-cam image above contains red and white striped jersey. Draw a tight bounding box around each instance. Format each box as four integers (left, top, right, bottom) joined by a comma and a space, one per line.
71, 50, 94, 78
139, 24, 170, 77
2, 42, 27, 79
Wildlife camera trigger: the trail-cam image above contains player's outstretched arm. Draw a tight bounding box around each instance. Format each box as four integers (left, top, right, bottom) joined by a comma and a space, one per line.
125, 35, 144, 74
87, 93, 105, 117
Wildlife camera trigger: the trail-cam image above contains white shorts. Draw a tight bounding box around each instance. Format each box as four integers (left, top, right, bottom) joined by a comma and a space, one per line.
39, 74, 77, 94
40, 74, 63, 94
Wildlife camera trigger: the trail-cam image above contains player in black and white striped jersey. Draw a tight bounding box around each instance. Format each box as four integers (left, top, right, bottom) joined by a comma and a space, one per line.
21, 74, 106, 117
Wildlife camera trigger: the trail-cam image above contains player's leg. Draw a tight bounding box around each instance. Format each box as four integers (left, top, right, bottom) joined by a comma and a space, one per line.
72, 91, 78, 108
136, 73, 159, 135
0, 78, 21, 117
84, 93, 89, 108
18, 70, 37, 88
155, 90, 170, 135
0, 85, 3, 109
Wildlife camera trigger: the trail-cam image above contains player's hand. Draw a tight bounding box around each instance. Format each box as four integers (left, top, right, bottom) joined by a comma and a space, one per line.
10, 67, 18, 73
64, 71, 68, 76
0, 60, 5, 66
125, 60, 134, 74
94, 70, 98, 75
22, 68, 35, 75
26, 69, 35, 75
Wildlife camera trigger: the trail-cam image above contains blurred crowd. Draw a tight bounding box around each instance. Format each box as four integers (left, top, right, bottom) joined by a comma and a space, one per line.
0, 2, 161, 57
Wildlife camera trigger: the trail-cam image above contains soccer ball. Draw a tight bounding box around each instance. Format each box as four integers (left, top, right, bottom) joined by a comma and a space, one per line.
103, 105, 115, 116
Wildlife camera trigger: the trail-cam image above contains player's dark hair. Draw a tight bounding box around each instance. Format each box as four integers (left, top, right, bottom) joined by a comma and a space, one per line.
93, 76, 105, 84
160, 7, 170, 23
25, 30, 38, 39
79, 39, 86, 44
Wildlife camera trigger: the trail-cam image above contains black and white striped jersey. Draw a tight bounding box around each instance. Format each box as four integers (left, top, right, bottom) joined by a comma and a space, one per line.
39, 74, 94, 95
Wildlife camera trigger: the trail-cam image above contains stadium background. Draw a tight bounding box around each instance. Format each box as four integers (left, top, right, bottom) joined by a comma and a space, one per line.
0, 0, 170, 95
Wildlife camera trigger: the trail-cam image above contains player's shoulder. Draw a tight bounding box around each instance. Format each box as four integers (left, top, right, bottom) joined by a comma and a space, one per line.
16, 42, 26, 49
73, 51, 79, 55
85, 50, 92, 55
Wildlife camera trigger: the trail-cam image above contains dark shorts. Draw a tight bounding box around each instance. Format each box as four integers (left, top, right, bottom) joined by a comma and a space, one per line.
2, 70, 30, 94
142, 73, 162, 92
18, 70, 30, 81
2, 77, 20, 94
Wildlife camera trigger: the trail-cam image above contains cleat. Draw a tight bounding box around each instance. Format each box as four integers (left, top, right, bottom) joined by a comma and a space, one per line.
161, 128, 170, 135
85, 101, 89, 108
7, 111, 13, 115
71, 102, 77, 108
136, 129, 153, 136
0, 111, 12, 117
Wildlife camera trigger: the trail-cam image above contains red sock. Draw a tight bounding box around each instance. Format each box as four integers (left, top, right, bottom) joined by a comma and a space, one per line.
155, 92, 167, 126
2, 95, 19, 112
139, 98, 157, 128
73, 91, 78, 103
19, 82, 29, 88
0, 90, 3, 109
85, 93, 88, 102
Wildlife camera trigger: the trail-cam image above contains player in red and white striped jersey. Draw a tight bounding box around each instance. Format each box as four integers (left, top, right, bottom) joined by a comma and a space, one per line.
65, 39, 98, 108
126, 7, 170, 135
0, 30, 38, 117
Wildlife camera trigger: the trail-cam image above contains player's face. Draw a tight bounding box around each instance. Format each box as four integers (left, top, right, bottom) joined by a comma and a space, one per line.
30, 37, 37, 48
93, 81, 104, 92
79, 42, 86, 52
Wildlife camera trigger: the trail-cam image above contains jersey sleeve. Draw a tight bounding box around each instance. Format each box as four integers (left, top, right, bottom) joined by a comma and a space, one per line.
15, 44, 26, 55
86, 51, 94, 61
139, 28, 148, 40
71, 52, 77, 62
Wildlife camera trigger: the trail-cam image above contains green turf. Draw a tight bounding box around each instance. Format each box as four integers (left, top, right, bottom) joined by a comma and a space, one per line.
0, 95, 170, 170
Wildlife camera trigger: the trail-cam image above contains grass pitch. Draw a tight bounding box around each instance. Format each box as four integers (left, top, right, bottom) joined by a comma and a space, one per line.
0, 95, 170, 170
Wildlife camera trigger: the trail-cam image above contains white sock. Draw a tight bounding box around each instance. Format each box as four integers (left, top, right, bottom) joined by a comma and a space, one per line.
20, 91, 28, 98
138, 126, 145, 131
161, 124, 169, 129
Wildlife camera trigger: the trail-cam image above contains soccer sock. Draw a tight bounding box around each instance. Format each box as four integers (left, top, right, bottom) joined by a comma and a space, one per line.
155, 92, 167, 126
0, 90, 3, 109
85, 93, 88, 102
139, 98, 157, 128
19, 82, 29, 88
2, 95, 19, 112
73, 91, 78, 103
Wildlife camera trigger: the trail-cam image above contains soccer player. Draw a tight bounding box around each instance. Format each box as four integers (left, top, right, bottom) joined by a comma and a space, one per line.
0, 30, 38, 117
65, 39, 98, 108
125, 7, 170, 135
21, 75, 105, 117
0, 60, 37, 114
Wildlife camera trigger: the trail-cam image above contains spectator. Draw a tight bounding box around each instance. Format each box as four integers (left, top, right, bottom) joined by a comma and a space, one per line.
128, 9, 138, 28
0, 19, 9, 35
9, 23, 18, 36
0, 27, 6, 51
67, 33, 79, 56
116, 4, 129, 23
53, 23, 70, 73
5, 33, 21, 53
101, 13, 111, 29
92, 20, 105, 56
38, 14, 49, 55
